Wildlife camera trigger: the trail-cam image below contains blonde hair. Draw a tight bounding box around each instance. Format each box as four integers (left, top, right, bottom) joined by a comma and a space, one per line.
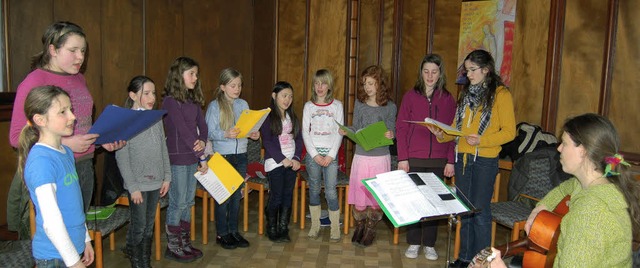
213, 68, 243, 131
311, 69, 334, 103
18, 86, 70, 181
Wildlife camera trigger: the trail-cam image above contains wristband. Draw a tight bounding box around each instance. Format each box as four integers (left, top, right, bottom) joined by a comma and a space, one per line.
199, 159, 207, 163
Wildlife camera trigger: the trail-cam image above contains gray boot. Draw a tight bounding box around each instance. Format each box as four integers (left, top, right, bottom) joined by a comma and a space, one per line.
329, 209, 341, 242
308, 205, 321, 239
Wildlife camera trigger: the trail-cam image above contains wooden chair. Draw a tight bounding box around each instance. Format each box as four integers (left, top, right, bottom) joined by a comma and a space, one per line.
298, 170, 350, 235
190, 185, 211, 244
114, 195, 169, 260
243, 139, 299, 234
31, 201, 130, 268
452, 173, 500, 259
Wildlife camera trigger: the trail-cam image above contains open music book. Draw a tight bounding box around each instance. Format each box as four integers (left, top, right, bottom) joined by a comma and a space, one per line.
405, 117, 464, 136
194, 153, 244, 204
234, 108, 271, 138
335, 120, 393, 151
362, 170, 470, 227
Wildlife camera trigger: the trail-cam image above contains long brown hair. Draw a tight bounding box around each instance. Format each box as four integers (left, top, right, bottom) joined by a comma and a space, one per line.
163, 57, 204, 106
562, 113, 640, 243
357, 65, 391, 106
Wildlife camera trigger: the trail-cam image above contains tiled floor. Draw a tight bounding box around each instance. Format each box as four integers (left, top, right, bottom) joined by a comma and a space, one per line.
98, 190, 512, 268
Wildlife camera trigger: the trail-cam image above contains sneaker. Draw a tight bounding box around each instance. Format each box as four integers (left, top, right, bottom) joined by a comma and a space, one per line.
231, 232, 250, 248
424, 246, 438, 260
404, 245, 420, 259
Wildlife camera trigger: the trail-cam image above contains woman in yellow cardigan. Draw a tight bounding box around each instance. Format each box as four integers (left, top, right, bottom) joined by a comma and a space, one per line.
429, 49, 515, 268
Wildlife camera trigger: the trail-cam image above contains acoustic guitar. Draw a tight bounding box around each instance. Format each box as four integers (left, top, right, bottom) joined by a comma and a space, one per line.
471, 195, 571, 268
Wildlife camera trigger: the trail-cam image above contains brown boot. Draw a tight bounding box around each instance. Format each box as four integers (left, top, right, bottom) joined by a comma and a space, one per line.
351, 209, 367, 245
359, 208, 383, 247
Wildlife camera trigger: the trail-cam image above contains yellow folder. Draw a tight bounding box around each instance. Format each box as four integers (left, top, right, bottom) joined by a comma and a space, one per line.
194, 152, 245, 204
234, 108, 271, 138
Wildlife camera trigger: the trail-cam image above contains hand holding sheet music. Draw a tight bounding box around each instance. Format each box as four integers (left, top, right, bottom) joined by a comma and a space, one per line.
234, 108, 270, 138
405, 117, 464, 136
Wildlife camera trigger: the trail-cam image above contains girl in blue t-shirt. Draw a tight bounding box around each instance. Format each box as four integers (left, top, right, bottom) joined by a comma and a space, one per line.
19, 85, 94, 268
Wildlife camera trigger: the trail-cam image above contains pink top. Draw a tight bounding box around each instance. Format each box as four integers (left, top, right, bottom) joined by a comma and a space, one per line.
9, 68, 95, 159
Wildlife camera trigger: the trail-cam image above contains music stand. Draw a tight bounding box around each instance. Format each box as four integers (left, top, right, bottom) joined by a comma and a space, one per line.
416, 184, 478, 268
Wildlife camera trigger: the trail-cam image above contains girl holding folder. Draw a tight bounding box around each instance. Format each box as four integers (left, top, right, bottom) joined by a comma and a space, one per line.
205, 68, 260, 250
339, 65, 396, 247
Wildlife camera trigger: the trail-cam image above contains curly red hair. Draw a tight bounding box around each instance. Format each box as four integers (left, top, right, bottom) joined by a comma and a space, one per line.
357, 65, 390, 106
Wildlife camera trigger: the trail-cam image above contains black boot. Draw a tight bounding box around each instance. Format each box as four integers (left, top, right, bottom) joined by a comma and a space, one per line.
129, 242, 143, 268
266, 205, 280, 242
278, 206, 292, 243
141, 237, 153, 268
351, 209, 367, 245
165, 225, 196, 263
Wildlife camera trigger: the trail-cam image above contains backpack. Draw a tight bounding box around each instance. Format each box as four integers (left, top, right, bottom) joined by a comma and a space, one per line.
500, 122, 558, 162
507, 147, 572, 201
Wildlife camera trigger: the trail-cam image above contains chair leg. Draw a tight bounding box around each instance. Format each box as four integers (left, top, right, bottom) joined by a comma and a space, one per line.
94, 231, 103, 268
350, 205, 354, 227
109, 233, 116, 251
393, 227, 399, 245
338, 188, 343, 213
202, 191, 208, 245
154, 203, 161, 261
454, 216, 461, 260
300, 180, 306, 229
190, 206, 196, 241
293, 176, 298, 224
343, 185, 349, 235
491, 221, 497, 247
258, 185, 265, 235
209, 197, 215, 222
243, 185, 250, 232
512, 222, 523, 241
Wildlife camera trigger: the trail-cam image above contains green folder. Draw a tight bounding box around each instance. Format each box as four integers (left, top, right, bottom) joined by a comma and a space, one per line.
86, 207, 116, 220
336, 120, 393, 151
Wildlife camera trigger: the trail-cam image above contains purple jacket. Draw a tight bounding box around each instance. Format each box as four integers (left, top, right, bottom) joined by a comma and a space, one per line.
260, 113, 303, 164
396, 88, 456, 163
162, 96, 208, 165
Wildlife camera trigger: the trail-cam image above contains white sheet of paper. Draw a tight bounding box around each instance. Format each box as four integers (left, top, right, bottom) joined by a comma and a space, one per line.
194, 168, 232, 204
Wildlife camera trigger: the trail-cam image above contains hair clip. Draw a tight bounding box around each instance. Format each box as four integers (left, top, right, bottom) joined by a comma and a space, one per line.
604, 153, 630, 177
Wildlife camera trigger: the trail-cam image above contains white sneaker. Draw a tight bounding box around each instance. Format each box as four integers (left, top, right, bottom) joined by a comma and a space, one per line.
404, 245, 420, 259
424, 246, 438, 260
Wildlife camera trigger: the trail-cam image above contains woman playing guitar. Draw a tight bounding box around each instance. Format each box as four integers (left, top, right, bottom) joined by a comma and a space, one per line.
472, 113, 640, 268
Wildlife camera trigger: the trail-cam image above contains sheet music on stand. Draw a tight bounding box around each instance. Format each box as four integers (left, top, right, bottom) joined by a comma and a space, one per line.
362, 170, 477, 227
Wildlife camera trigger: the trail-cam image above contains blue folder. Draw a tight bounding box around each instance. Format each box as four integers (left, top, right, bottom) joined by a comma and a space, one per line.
89, 105, 167, 144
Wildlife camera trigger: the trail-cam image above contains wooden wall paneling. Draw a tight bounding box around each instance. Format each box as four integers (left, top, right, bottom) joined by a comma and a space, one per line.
0, 122, 12, 224
541, 0, 565, 132
431, 0, 461, 100
555, 0, 608, 133
54, 1, 103, 111
307, 0, 348, 104
358, 0, 382, 71
381, 0, 394, 89
597, 0, 618, 116
252, 0, 276, 109
7, 0, 52, 91
145, 0, 184, 100
610, 0, 640, 159
509, 0, 551, 125
396, 0, 427, 103
100, 0, 143, 109
183, 0, 253, 103
276, 0, 307, 117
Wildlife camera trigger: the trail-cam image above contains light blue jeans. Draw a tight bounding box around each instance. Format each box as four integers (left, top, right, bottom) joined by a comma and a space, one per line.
166, 163, 198, 226
305, 156, 339, 211
455, 154, 499, 261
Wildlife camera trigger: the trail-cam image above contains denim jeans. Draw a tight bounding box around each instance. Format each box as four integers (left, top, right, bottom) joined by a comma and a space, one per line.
76, 158, 95, 212
126, 189, 160, 246
266, 166, 297, 213
455, 154, 498, 261
35, 258, 65, 268
166, 163, 198, 226
305, 156, 339, 211
215, 153, 247, 236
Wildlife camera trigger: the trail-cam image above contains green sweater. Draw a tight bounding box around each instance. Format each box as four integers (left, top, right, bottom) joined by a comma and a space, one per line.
538, 178, 632, 267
